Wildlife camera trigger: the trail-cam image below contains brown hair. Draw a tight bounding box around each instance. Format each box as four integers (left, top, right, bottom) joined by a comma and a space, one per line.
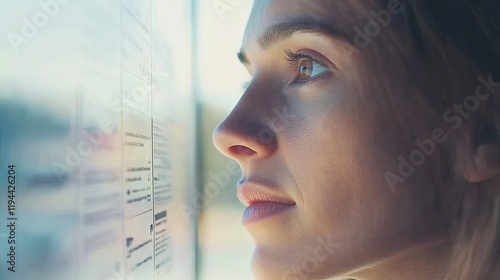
381, 0, 500, 278
312, 0, 500, 277
405, 1, 500, 279
321, 0, 500, 278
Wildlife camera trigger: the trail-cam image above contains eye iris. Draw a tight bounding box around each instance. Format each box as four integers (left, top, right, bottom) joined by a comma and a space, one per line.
299, 60, 313, 79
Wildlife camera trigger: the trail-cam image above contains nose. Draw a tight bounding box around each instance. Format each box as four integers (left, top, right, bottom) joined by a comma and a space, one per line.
212, 92, 278, 163
212, 119, 277, 161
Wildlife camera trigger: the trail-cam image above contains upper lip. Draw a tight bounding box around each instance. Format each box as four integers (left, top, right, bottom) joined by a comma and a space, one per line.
237, 179, 296, 206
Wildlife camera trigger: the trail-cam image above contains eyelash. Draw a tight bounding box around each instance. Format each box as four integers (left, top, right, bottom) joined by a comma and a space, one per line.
284, 49, 332, 87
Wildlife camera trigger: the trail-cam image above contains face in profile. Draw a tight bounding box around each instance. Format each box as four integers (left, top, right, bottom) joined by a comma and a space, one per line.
213, 0, 500, 279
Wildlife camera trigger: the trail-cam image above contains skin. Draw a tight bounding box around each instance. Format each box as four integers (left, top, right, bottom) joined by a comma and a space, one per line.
212, 0, 500, 279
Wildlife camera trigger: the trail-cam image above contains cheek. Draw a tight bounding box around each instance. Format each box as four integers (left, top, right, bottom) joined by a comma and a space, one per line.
279, 89, 422, 228
280, 104, 383, 221
274, 106, 418, 272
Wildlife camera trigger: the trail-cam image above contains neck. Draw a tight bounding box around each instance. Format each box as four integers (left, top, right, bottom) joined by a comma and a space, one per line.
342, 237, 452, 280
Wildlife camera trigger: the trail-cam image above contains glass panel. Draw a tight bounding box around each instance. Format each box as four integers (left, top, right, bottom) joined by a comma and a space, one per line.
0, 1, 195, 279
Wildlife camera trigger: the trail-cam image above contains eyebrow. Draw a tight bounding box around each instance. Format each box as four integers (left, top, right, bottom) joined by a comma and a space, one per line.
237, 20, 351, 65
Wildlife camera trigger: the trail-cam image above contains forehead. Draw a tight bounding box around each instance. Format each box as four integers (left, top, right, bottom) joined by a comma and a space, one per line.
241, 0, 371, 49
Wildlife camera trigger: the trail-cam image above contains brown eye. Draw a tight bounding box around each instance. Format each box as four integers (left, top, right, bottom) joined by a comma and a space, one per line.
298, 59, 313, 80
295, 58, 329, 83
285, 50, 332, 86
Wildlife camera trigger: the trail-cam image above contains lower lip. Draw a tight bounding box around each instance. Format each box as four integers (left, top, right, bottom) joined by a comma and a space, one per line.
242, 202, 294, 224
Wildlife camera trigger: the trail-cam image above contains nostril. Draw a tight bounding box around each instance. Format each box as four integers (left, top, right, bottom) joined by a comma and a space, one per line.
230, 145, 257, 156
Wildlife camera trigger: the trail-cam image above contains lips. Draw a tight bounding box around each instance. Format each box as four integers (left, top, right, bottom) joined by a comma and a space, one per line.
237, 180, 295, 224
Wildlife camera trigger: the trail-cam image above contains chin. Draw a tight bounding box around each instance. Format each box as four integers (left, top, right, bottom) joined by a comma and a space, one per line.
251, 245, 297, 280
250, 245, 344, 280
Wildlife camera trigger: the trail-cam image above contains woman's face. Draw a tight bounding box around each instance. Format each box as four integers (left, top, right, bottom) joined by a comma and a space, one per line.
213, 0, 446, 279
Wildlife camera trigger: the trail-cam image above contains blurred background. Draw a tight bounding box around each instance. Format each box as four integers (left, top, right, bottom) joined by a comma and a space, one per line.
0, 0, 253, 279
195, 1, 253, 279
